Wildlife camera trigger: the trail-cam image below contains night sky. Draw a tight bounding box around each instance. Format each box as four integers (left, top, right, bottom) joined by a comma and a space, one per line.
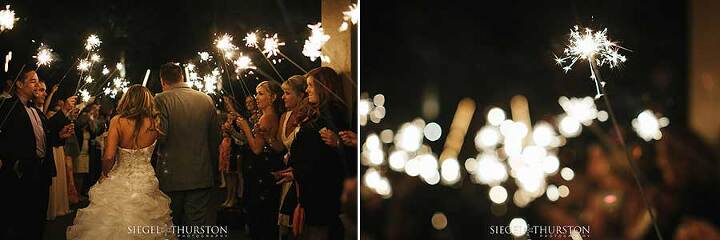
1, 0, 320, 99
361, 1, 688, 239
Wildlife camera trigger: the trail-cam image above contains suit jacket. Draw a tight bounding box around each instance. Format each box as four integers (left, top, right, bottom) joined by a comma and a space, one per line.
0, 97, 69, 186
154, 84, 221, 192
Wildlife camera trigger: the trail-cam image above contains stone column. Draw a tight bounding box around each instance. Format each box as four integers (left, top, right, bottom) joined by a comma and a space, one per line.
322, 0, 356, 113
690, 0, 720, 147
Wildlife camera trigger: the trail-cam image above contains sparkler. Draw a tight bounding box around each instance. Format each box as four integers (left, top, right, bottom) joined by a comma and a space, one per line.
90, 53, 101, 63
215, 33, 238, 59
0, 5, 17, 32
303, 22, 331, 63
339, 3, 359, 32
79, 89, 91, 103
77, 59, 91, 72
631, 110, 669, 141
555, 26, 627, 99
233, 53, 256, 72
554, 24, 662, 240
244, 32, 259, 48
34, 44, 55, 68
84, 75, 93, 84
102, 65, 110, 75
85, 34, 101, 51
262, 33, 285, 57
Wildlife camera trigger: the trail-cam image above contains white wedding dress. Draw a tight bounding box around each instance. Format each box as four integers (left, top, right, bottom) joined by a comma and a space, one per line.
67, 141, 175, 240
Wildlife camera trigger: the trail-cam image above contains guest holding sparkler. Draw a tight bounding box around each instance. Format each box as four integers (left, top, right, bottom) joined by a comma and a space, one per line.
265, 75, 308, 240
289, 67, 349, 239
0, 68, 76, 239
235, 81, 285, 239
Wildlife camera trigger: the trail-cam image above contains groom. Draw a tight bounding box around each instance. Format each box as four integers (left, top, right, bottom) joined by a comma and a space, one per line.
155, 63, 221, 229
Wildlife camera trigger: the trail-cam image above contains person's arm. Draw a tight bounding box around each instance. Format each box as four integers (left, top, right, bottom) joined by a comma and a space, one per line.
101, 116, 120, 177
236, 115, 271, 155
43, 84, 59, 114
154, 96, 169, 145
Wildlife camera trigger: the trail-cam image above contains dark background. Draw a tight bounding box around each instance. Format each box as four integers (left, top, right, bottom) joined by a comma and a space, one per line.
1, 0, 321, 99
360, 1, 694, 239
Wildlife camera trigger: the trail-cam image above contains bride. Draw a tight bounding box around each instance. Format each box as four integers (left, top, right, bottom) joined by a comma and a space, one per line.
67, 85, 174, 239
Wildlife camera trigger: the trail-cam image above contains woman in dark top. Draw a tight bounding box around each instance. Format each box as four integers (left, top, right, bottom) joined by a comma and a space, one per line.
235, 81, 285, 240
291, 67, 348, 239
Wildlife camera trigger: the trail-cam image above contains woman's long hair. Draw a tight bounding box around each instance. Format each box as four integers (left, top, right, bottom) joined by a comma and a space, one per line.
257, 80, 285, 118
115, 85, 160, 144
299, 67, 347, 124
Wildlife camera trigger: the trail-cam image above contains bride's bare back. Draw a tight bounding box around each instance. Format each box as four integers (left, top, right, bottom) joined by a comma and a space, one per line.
102, 116, 158, 174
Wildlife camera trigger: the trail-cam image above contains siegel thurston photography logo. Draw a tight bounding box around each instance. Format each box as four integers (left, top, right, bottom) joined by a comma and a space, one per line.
489, 219, 590, 239
128, 225, 230, 239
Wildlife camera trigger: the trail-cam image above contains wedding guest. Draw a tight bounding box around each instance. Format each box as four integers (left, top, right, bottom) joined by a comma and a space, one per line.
235, 81, 285, 240
0, 68, 75, 239
34, 80, 72, 220
76, 103, 104, 193
290, 67, 348, 239
269, 75, 307, 240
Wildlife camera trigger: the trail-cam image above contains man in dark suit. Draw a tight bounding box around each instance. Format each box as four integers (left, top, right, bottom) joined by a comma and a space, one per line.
0, 68, 76, 239
154, 63, 221, 229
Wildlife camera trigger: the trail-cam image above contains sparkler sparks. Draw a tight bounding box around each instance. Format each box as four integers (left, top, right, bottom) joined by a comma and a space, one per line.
0, 5, 17, 32
102, 65, 110, 75
79, 89, 91, 102
262, 33, 285, 57
84, 75, 93, 83
198, 52, 211, 62
34, 44, 55, 67
84, 34, 101, 51
90, 53, 101, 63
77, 59, 91, 71
244, 32, 259, 48
339, 3, 359, 32
555, 26, 627, 99
233, 54, 256, 72
215, 33, 237, 58
303, 22, 331, 62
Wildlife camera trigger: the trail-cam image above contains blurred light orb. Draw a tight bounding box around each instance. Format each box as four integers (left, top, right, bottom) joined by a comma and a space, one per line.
475, 126, 500, 149
365, 134, 381, 150
487, 107, 506, 126
441, 158, 461, 185
560, 167, 575, 181
431, 212, 448, 230
546, 184, 560, 201
396, 124, 423, 152
359, 99, 371, 116
632, 110, 669, 141
542, 155, 560, 174
475, 153, 508, 186
509, 218, 528, 237
464, 158, 477, 174
559, 115, 582, 137
424, 122, 442, 141
389, 150, 409, 172
405, 157, 421, 177
489, 185, 508, 204
532, 122, 556, 147
558, 185, 570, 198
597, 110, 609, 122
373, 94, 385, 107
423, 170, 441, 185
372, 106, 386, 119
380, 129, 394, 143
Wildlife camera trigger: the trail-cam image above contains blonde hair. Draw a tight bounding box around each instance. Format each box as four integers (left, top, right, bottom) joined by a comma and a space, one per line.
116, 85, 160, 144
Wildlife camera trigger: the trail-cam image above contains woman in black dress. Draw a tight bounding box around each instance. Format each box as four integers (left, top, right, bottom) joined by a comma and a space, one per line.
235, 81, 285, 239
291, 67, 349, 239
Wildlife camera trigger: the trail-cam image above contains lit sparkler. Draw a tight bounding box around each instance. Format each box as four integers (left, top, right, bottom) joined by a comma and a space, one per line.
198, 52, 211, 62
233, 53, 256, 72
102, 65, 110, 75
90, 53, 101, 63
554, 26, 627, 99
262, 33, 285, 57
84, 75, 93, 84
79, 89, 91, 102
77, 59, 91, 71
0, 5, 17, 32
303, 22, 331, 62
84, 34, 101, 51
244, 31, 259, 48
215, 33, 237, 58
34, 44, 55, 67
339, 3, 359, 32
